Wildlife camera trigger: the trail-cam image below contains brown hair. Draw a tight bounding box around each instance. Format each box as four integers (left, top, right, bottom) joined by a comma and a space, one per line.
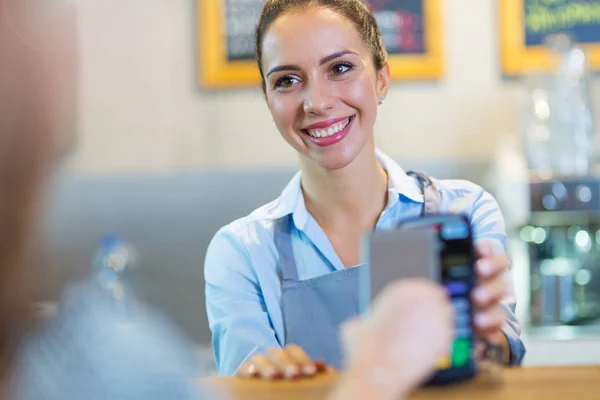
255, 0, 388, 92
0, 0, 77, 379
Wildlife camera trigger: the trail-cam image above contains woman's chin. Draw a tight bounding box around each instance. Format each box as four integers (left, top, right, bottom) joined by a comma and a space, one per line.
298, 130, 372, 172
308, 148, 359, 171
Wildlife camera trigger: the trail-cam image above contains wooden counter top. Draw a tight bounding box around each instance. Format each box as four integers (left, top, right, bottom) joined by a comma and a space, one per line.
204, 365, 600, 400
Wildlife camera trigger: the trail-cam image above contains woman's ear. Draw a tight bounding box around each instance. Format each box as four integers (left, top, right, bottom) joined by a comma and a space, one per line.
376, 62, 391, 102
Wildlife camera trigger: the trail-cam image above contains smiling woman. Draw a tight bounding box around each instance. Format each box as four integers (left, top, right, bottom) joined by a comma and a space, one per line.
204, 0, 525, 384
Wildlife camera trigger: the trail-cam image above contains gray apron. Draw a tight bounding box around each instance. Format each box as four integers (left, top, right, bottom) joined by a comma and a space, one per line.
273, 171, 442, 369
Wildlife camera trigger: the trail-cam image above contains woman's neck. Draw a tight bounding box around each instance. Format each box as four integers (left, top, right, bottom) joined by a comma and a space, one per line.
300, 144, 388, 233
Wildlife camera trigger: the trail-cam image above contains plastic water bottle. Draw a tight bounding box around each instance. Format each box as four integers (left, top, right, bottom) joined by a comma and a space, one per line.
93, 235, 134, 286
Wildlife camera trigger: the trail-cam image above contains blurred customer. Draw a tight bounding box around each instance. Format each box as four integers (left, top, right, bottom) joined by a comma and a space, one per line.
0, 1, 202, 398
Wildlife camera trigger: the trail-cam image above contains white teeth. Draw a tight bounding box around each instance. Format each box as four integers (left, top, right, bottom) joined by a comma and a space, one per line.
307, 117, 351, 138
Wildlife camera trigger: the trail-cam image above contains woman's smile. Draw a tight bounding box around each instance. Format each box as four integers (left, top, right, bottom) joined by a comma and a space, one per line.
301, 115, 355, 146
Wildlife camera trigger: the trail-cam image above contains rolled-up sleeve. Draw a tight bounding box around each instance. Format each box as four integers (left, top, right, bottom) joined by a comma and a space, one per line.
204, 226, 281, 375
470, 187, 526, 365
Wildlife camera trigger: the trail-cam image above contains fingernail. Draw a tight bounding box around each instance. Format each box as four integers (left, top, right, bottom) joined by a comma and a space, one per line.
478, 260, 493, 275
302, 364, 316, 375
284, 365, 299, 378
263, 367, 277, 379
475, 313, 488, 326
479, 241, 494, 255
314, 361, 326, 372
239, 364, 254, 377
473, 287, 487, 303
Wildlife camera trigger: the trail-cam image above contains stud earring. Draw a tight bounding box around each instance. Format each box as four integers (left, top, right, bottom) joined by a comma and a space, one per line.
379, 97, 385, 104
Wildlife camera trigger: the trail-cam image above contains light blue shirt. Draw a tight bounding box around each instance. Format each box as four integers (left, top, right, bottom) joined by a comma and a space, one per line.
11, 280, 207, 400
204, 150, 525, 375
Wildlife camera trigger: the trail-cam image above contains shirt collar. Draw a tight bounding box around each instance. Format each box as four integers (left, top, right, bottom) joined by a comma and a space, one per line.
267, 149, 424, 229
375, 149, 424, 209
265, 171, 308, 229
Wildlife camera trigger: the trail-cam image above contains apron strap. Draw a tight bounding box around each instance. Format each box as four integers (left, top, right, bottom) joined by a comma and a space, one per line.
406, 171, 442, 216
273, 215, 300, 281
275, 171, 440, 281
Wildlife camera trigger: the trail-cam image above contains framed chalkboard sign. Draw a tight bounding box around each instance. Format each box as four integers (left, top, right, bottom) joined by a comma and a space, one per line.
500, 0, 600, 76
197, 0, 443, 88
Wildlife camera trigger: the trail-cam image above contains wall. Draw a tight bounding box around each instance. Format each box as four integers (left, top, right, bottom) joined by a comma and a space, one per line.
67, 0, 581, 174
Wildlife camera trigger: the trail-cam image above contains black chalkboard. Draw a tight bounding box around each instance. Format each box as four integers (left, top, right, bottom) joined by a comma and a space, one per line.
500, 0, 600, 75
225, 0, 263, 61
524, 0, 600, 47
199, 0, 442, 87
368, 0, 426, 55
223, 0, 428, 62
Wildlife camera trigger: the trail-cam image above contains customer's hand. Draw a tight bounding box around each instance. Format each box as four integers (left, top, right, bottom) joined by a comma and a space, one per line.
236, 344, 327, 380
472, 240, 511, 361
331, 278, 454, 400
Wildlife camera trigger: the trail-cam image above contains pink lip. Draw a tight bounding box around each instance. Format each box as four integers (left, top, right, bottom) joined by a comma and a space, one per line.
304, 116, 354, 147
303, 116, 350, 130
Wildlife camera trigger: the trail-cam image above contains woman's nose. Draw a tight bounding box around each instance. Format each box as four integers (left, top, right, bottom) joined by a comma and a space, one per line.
303, 84, 334, 115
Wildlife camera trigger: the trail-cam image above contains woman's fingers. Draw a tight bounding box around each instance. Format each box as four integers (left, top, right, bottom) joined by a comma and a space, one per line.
314, 360, 327, 372
285, 344, 318, 376
267, 347, 301, 379
237, 346, 327, 380
237, 360, 259, 378
249, 354, 281, 379
472, 277, 506, 309
476, 254, 510, 280
474, 307, 505, 340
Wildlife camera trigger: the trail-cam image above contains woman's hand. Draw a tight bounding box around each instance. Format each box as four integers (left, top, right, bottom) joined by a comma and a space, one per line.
472, 240, 511, 362
236, 344, 327, 380
331, 278, 454, 400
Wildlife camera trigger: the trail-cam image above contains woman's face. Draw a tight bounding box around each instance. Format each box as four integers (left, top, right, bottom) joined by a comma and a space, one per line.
261, 7, 389, 170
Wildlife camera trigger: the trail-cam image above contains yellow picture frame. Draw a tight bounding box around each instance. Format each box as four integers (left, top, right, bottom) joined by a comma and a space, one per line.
386, 0, 444, 82
197, 0, 444, 89
499, 0, 600, 76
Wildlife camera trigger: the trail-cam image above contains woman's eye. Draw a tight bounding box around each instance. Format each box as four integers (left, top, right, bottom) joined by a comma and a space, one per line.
274, 76, 299, 89
331, 63, 353, 75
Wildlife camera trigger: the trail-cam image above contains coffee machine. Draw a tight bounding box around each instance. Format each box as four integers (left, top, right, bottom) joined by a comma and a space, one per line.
520, 34, 600, 327
526, 180, 600, 326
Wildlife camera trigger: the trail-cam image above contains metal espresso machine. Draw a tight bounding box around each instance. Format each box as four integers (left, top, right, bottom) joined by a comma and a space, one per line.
520, 34, 600, 328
